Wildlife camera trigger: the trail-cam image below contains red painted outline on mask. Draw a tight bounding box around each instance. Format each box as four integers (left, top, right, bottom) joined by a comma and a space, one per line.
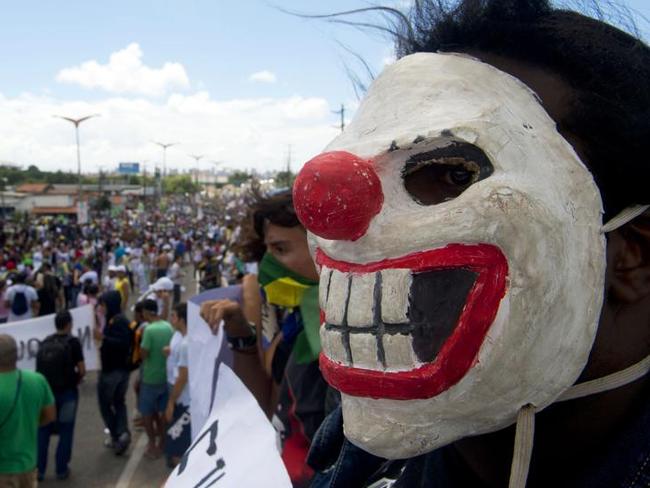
317, 243, 508, 400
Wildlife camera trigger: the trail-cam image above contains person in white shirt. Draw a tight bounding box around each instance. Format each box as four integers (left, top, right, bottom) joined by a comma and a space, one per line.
5, 273, 40, 322
167, 255, 184, 306
103, 266, 117, 292
163, 302, 191, 467
79, 269, 99, 286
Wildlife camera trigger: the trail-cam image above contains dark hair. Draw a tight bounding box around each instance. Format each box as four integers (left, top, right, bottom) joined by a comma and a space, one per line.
55, 310, 72, 331
173, 302, 187, 323
134, 301, 145, 314
238, 189, 302, 262
142, 298, 158, 314
390, 0, 649, 217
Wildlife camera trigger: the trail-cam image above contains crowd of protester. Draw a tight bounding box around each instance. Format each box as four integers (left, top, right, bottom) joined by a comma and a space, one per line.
0, 191, 265, 484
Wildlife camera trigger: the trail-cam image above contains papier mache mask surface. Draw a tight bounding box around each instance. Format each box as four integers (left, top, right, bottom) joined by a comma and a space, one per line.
292, 52, 606, 459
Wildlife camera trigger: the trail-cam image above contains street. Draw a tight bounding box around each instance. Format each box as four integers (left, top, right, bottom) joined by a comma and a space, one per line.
40, 269, 199, 488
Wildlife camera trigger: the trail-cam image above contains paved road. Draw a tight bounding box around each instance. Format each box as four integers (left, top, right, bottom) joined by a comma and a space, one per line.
40, 267, 199, 488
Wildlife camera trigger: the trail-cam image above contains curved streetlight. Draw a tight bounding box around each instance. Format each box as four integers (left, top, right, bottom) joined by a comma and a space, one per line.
152, 141, 178, 178
188, 154, 204, 185
53, 114, 100, 206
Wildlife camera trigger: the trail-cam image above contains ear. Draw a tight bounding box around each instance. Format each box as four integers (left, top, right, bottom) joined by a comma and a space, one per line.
607, 212, 650, 303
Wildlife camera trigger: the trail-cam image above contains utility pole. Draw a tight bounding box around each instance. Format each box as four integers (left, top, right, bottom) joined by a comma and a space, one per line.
0, 177, 7, 221
332, 104, 345, 132
188, 154, 204, 186
53, 114, 100, 215
152, 141, 178, 196
286, 145, 292, 173
142, 161, 148, 202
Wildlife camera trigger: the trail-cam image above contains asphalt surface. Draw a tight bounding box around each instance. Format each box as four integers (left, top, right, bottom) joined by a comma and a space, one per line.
39, 267, 199, 488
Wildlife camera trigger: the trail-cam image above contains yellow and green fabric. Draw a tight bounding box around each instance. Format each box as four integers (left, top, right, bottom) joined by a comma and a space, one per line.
258, 253, 320, 364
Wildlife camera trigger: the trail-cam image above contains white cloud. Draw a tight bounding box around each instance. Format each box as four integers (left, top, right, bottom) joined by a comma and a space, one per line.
0, 90, 341, 174
248, 70, 277, 83
56, 43, 190, 97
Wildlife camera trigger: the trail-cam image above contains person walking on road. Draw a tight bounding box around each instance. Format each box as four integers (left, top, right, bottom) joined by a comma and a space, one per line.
140, 299, 174, 459
164, 302, 191, 467
36, 310, 85, 481
0, 334, 55, 487
5, 272, 39, 322
94, 291, 133, 455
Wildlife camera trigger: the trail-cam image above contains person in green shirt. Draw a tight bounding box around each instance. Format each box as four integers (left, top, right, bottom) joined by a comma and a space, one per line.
140, 299, 174, 459
0, 334, 56, 487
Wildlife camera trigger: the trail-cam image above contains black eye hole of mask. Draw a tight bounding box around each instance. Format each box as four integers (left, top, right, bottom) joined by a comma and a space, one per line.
402, 140, 494, 205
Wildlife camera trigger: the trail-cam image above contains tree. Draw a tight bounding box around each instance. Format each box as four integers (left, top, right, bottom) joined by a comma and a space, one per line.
228, 170, 251, 187
274, 170, 295, 189
163, 174, 199, 194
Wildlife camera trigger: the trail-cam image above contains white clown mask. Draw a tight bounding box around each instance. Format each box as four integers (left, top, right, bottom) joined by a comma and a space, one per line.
292, 52, 606, 459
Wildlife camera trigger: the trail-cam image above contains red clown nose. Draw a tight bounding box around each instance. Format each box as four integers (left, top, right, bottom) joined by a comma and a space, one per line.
293, 151, 383, 241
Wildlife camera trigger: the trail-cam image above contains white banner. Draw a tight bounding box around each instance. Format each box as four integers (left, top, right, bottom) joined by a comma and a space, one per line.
165, 364, 291, 488
0, 305, 99, 371
187, 287, 237, 439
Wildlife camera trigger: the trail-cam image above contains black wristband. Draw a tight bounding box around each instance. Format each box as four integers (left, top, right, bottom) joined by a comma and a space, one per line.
227, 334, 257, 351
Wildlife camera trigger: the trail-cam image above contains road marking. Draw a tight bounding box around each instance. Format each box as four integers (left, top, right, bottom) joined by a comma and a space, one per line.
115, 434, 148, 488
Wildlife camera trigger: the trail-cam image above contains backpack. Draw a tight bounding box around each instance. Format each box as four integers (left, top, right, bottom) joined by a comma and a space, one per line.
36, 334, 74, 393
11, 289, 29, 316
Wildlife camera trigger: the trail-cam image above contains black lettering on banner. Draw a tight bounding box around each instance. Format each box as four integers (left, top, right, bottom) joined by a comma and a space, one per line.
176, 418, 226, 488
76, 325, 92, 350
27, 338, 40, 359
17, 341, 26, 361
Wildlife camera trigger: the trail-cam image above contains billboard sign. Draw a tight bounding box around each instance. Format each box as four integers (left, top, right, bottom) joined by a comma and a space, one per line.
118, 162, 140, 174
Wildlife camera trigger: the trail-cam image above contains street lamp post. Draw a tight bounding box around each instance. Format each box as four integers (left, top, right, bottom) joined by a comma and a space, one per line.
53, 114, 100, 213
188, 154, 204, 185
152, 142, 178, 196
1, 177, 7, 221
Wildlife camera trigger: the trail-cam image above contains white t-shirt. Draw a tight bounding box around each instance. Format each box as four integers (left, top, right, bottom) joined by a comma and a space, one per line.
166, 331, 190, 407
6, 284, 39, 322
168, 262, 182, 285
79, 270, 99, 285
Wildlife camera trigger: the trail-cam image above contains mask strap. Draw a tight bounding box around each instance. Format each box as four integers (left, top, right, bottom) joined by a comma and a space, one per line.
508, 404, 536, 488
601, 204, 649, 233
556, 353, 650, 402
509, 353, 650, 487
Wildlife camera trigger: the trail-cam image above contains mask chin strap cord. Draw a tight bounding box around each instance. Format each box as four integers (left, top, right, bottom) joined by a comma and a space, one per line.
508, 203, 650, 488
509, 354, 650, 488
601, 204, 649, 233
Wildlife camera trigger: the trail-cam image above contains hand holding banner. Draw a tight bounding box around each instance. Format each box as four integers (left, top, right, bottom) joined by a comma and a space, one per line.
166, 364, 291, 488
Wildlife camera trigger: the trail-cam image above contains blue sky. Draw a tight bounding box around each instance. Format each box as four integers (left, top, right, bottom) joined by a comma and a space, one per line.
0, 0, 647, 174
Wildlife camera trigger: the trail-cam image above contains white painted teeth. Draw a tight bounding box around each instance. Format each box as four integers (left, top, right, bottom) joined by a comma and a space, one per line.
349, 333, 381, 369
319, 268, 332, 311
347, 273, 376, 326
320, 327, 349, 366
319, 266, 418, 372
380, 269, 412, 324
382, 333, 417, 371
325, 270, 350, 325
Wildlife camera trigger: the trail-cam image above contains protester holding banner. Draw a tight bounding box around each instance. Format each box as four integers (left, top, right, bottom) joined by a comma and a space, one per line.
0, 334, 56, 487
164, 302, 191, 467
201, 190, 332, 487
36, 310, 86, 481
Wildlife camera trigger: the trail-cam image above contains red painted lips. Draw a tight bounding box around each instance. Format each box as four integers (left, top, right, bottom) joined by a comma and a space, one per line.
317, 243, 508, 400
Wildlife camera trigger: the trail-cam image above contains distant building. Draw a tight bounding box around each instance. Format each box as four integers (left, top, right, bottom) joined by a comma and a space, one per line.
0, 183, 150, 218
